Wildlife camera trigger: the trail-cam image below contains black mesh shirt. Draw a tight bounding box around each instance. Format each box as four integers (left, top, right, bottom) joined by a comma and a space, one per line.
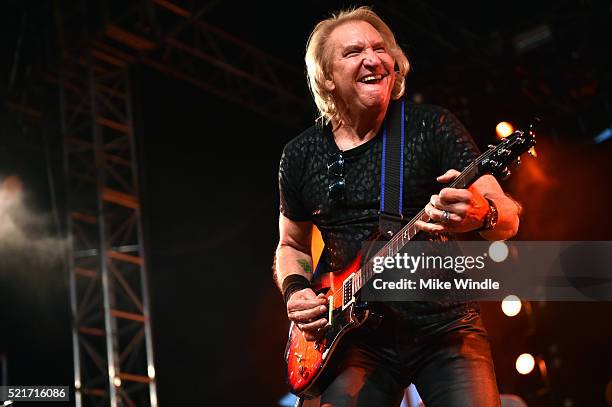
278, 100, 482, 321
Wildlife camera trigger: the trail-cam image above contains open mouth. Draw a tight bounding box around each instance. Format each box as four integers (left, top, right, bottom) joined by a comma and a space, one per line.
358, 73, 387, 84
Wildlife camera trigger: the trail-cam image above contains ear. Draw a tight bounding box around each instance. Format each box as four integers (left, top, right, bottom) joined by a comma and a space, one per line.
324, 77, 335, 92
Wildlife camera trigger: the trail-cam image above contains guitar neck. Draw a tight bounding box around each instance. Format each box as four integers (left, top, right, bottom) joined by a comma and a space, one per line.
353, 159, 483, 293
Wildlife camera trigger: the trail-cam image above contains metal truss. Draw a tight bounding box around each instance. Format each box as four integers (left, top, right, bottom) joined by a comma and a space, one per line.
52, 3, 312, 407
57, 0, 311, 129
60, 48, 157, 407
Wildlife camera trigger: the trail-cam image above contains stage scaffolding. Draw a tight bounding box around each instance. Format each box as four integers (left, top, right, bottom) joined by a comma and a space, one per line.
55, 1, 307, 406
60, 50, 157, 406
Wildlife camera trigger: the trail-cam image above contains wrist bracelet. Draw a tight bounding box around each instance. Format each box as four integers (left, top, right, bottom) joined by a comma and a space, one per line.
282, 274, 311, 305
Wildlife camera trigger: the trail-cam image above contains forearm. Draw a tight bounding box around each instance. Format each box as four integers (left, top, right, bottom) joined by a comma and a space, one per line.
274, 243, 314, 291
479, 192, 520, 241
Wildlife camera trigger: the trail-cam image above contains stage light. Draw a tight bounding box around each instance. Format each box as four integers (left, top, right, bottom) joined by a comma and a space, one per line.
516, 353, 535, 375
488, 241, 509, 262
113, 377, 122, 387
496, 121, 514, 139
502, 295, 522, 317
74, 379, 81, 390
148, 365, 156, 379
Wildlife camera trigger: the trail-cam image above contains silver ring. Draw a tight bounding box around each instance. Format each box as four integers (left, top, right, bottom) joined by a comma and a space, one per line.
442, 210, 450, 223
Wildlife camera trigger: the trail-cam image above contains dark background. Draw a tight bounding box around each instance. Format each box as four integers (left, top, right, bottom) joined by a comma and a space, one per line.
1, 1, 611, 406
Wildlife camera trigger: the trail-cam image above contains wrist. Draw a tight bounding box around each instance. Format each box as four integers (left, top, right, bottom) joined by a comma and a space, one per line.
477, 197, 498, 232
281, 274, 312, 305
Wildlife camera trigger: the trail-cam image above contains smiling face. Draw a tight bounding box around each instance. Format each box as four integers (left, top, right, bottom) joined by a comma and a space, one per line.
324, 20, 395, 118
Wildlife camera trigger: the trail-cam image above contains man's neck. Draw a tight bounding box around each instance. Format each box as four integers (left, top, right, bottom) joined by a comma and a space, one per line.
332, 104, 387, 151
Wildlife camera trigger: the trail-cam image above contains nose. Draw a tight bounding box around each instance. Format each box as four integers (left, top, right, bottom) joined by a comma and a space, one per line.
362, 48, 382, 67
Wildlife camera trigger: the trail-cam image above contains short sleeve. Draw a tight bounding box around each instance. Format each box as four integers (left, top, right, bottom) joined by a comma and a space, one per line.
434, 108, 481, 172
278, 141, 310, 222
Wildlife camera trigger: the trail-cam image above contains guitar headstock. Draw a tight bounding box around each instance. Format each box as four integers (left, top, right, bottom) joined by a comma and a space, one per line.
479, 118, 539, 179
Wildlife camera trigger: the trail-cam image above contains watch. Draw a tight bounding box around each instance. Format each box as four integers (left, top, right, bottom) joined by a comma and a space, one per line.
479, 198, 498, 231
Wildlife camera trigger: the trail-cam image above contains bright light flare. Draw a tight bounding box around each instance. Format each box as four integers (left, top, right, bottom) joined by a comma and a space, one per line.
496, 121, 515, 139
501, 295, 522, 317
516, 353, 535, 375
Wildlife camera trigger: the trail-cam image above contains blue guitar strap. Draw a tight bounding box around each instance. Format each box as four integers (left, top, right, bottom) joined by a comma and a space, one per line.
379, 99, 405, 237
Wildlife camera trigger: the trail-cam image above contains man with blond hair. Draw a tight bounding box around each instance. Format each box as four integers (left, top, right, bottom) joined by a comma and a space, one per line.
275, 6, 519, 406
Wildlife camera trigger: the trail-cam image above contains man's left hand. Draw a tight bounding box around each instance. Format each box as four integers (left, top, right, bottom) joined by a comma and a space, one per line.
416, 169, 489, 234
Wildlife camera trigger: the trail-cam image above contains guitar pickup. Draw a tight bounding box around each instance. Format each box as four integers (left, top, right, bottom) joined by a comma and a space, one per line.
342, 273, 355, 310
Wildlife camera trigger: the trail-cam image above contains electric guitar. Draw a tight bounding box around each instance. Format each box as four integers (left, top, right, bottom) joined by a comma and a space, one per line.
285, 120, 539, 398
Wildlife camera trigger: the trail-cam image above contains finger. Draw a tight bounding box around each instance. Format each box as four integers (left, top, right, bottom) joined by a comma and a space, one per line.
430, 194, 439, 208
288, 304, 328, 322
415, 220, 446, 234
287, 296, 327, 312
430, 195, 459, 213
439, 188, 471, 204
302, 325, 330, 342
444, 202, 468, 217
436, 169, 461, 183
298, 318, 328, 331
424, 203, 461, 223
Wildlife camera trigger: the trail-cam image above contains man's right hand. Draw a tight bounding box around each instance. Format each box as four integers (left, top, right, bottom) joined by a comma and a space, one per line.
286, 288, 329, 341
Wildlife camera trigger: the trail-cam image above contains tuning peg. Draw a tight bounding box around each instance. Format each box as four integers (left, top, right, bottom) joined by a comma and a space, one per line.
516, 157, 521, 166
528, 117, 541, 134
488, 144, 495, 149
528, 147, 538, 158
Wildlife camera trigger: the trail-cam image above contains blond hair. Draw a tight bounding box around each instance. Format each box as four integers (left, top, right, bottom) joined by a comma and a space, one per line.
305, 6, 410, 123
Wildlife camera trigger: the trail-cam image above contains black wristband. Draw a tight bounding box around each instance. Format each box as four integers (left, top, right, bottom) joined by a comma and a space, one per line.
282, 274, 312, 305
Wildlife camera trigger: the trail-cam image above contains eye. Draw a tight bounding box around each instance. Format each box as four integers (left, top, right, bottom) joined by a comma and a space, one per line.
375, 46, 387, 53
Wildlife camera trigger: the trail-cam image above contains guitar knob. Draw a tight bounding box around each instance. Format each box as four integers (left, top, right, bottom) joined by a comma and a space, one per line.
516, 157, 521, 166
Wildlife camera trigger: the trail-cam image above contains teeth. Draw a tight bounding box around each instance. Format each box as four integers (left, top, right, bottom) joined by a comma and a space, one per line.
361, 74, 383, 83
